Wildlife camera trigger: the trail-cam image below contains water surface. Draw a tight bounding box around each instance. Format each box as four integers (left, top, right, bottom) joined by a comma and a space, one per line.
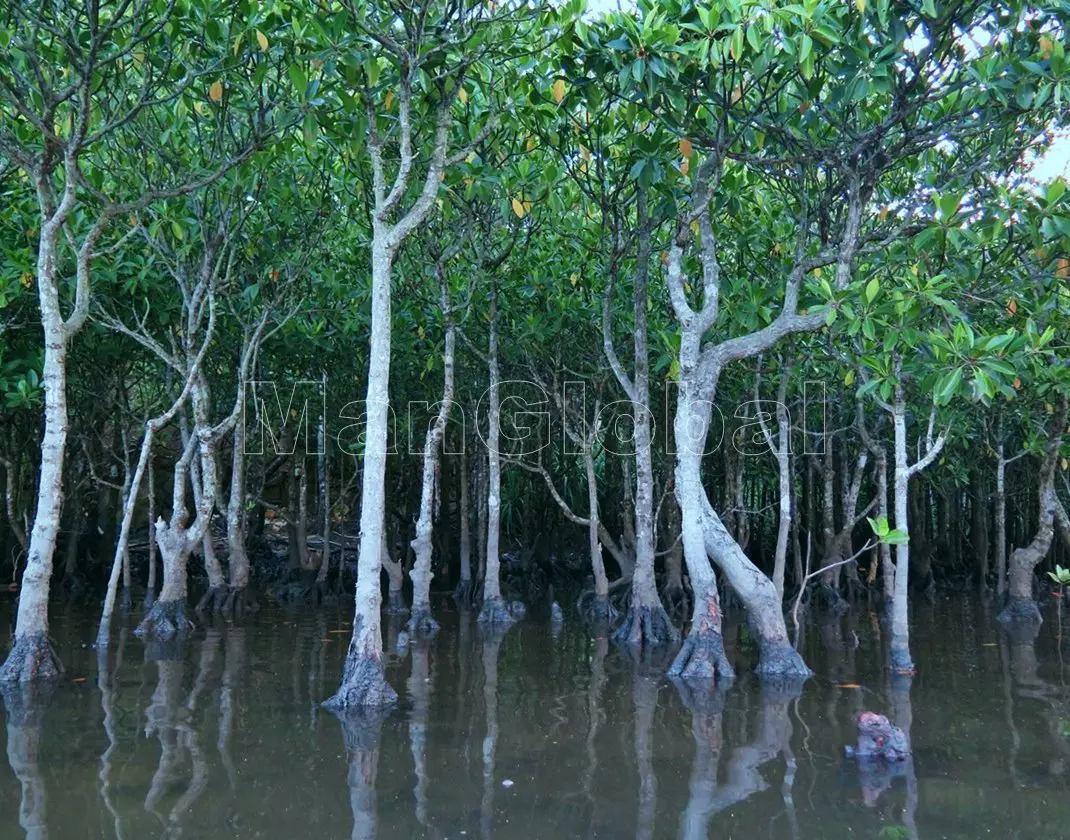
2, 594, 1070, 839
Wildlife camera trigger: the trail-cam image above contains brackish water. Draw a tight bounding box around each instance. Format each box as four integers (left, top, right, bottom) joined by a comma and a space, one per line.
2, 593, 1070, 839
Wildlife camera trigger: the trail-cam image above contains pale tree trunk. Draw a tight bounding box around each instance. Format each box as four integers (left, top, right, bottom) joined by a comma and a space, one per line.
224, 417, 255, 617
662, 162, 863, 681
146, 461, 157, 605
1, 450, 28, 557
295, 458, 311, 570
118, 431, 133, 607
890, 405, 913, 675
996, 445, 1009, 599
753, 365, 792, 604
135, 344, 247, 642
1, 232, 68, 681
668, 358, 729, 680
327, 237, 398, 709
858, 404, 893, 600
583, 442, 611, 616
455, 445, 473, 599
670, 343, 805, 678
478, 284, 512, 626
603, 191, 675, 647
477, 454, 488, 583
409, 277, 456, 636
316, 403, 331, 587
98, 429, 155, 645
381, 532, 407, 615
994, 429, 1028, 603
136, 433, 201, 641
1000, 397, 1068, 625
188, 380, 228, 610
887, 377, 947, 674
328, 44, 470, 708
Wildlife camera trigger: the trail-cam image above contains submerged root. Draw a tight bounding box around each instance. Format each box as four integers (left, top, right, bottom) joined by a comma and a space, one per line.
576, 591, 619, 627
613, 603, 680, 649
221, 586, 259, 619
135, 598, 193, 641
477, 596, 517, 627
755, 638, 813, 680
195, 585, 230, 615
323, 641, 398, 710
667, 595, 734, 682
0, 634, 63, 684
998, 596, 1042, 626
407, 608, 440, 638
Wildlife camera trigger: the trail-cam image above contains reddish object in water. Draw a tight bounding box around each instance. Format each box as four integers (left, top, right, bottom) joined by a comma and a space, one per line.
844, 711, 910, 761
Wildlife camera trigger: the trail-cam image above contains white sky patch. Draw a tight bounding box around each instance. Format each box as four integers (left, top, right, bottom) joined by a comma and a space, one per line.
1031, 131, 1070, 182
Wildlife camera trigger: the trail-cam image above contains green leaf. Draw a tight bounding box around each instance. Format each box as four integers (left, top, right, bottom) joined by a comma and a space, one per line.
934, 368, 963, 406
864, 277, 879, 305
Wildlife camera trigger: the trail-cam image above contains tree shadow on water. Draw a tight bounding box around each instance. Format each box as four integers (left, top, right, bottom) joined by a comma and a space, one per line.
1, 681, 55, 840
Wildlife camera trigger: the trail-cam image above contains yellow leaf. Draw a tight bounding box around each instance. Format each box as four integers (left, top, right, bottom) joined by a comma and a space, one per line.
19, 271, 32, 289
523, 200, 532, 214
459, 87, 468, 104
690, 220, 700, 237
731, 85, 743, 105
511, 198, 525, 218
579, 144, 590, 160
256, 30, 269, 52
385, 90, 394, 109
684, 282, 692, 295
879, 206, 889, 221
526, 136, 536, 152
660, 251, 669, 266
209, 80, 223, 102
1062, 458, 1069, 471
570, 273, 578, 287
855, 0, 866, 13
1040, 35, 1053, 58
679, 138, 693, 158
418, 326, 425, 339
680, 157, 689, 176
837, 683, 863, 689
194, 101, 206, 115
553, 78, 566, 103
466, 151, 476, 164
844, 369, 855, 386
232, 34, 243, 55
1013, 376, 1022, 390
1007, 298, 1017, 315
